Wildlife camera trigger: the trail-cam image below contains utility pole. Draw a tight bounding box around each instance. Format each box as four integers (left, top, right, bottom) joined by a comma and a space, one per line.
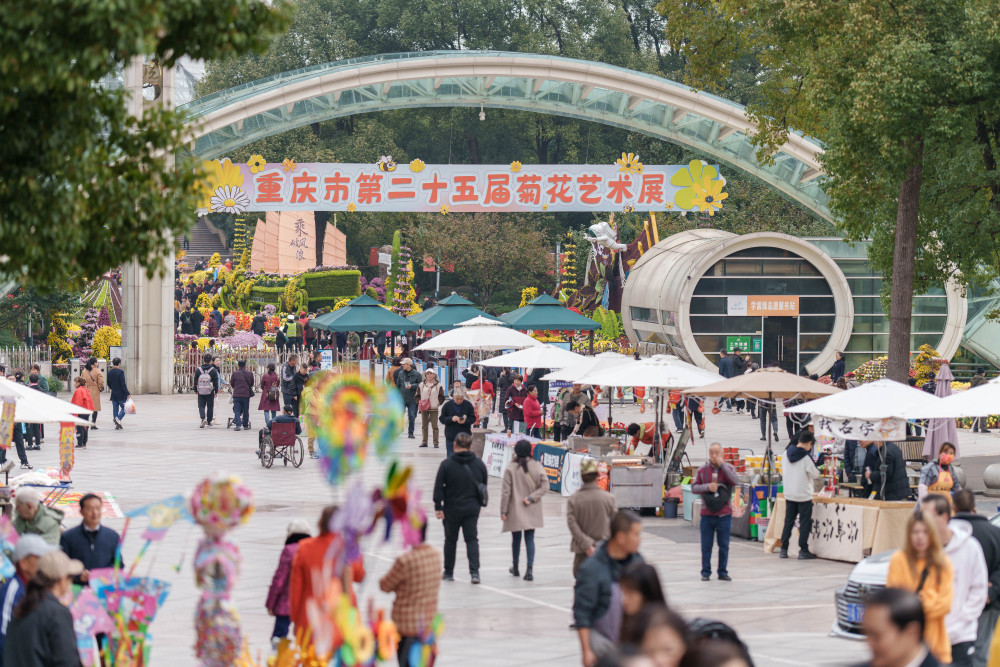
554, 241, 561, 290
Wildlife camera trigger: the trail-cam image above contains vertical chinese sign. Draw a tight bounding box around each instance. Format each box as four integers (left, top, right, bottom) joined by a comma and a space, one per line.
0, 401, 13, 450
59, 423, 75, 480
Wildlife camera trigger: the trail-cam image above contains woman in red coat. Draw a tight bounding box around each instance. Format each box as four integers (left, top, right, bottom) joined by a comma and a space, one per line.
522, 384, 543, 438
70, 376, 95, 449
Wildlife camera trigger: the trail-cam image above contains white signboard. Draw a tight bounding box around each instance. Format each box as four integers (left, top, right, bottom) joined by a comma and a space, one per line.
808, 501, 865, 562
727, 295, 747, 316
813, 416, 906, 441
378, 252, 392, 265
560, 453, 588, 497
320, 349, 334, 370
485, 439, 513, 478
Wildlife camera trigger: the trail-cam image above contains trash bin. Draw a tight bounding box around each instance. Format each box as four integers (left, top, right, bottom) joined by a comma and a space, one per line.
682, 484, 693, 521
662, 497, 679, 519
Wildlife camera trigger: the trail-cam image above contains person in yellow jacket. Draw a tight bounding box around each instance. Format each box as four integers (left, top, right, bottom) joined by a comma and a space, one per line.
299, 380, 318, 459
887, 510, 954, 663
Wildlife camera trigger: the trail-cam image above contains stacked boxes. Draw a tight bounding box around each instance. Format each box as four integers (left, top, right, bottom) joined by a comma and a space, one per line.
723, 447, 746, 473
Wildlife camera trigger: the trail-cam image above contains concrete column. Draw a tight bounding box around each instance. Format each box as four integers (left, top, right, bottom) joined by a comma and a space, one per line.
121, 58, 176, 394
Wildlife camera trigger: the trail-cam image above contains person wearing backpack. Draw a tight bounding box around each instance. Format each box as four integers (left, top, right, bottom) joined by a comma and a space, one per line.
194, 353, 220, 429
433, 433, 488, 585
229, 360, 255, 432
259, 362, 281, 428
692, 443, 740, 582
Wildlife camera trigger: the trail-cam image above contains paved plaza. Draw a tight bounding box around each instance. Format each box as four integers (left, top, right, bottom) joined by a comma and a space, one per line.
27, 391, 1000, 666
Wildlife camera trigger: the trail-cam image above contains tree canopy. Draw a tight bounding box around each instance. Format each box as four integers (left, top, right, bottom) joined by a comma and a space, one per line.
0, 0, 288, 288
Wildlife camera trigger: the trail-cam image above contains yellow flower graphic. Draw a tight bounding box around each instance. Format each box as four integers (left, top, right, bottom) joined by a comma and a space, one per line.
692, 178, 729, 216
670, 160, 726, 211
409, 159, 426, 173
542, 204, 549, 210
247, 154, 267, 174
616, 152, 643, 174
665, 201, 675, 210
623, 205, 635, 213
282, 158, 297, 172
440, 205, 450, 215
510, 161, 522, 173
347, 203, 357, 212
196, 158, 244, 213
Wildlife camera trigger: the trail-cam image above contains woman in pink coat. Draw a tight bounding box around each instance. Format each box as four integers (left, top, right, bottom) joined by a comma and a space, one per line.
523, 384, 543, 438
265, 519, 312, 646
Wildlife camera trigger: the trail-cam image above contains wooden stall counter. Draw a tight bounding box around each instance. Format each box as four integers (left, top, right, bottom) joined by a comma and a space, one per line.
763, 494, 912, 563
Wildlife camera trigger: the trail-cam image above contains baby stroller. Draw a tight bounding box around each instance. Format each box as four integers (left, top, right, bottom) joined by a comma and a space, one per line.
225, 386, 252, 430
258, 421, 304, 468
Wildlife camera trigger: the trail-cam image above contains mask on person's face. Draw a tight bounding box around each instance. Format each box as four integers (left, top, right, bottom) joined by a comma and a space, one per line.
939, 453, 954, 465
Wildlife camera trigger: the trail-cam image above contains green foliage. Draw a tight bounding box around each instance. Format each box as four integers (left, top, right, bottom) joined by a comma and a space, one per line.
46, 375, 63, 393
1, 0, 289, 287
591, 307, 621, 340
92, 326, 121, 361
300, 270, 361, 302
249, 285, 285, 307
365, 286, 379, 300
0, 286, 78, 338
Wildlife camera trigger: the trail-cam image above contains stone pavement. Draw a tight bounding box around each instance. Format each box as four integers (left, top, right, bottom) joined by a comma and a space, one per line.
26, 392, 1000, 666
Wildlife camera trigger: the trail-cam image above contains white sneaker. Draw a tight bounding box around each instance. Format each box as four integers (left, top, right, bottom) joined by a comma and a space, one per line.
200, 420, 206, 428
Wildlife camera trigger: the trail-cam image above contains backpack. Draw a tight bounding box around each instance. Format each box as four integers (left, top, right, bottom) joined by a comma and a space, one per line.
267, 381, 280, 403
196, 368, 214, 395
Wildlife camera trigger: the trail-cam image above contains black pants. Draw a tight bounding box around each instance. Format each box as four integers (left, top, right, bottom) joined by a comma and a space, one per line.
398, 636, 419, 667
75, 426, 88, 447
759, 407, 778, 439
785, 416, 796, 439
198, 394, 215, 423
443, 510, 480, 575
780, 499, 813, 553
951, 640, 975, 667
91, 411, 98, 424
24, 424, 40, 449
3, 428, 28, 465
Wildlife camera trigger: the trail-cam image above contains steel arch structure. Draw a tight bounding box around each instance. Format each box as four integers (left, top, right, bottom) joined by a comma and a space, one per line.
180, 51, 830, 220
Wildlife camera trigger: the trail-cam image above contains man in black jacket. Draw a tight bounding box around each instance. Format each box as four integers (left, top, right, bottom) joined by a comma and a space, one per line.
280, 354, 298, 412
433, 433, 487, 584
439, 388, 476, 457
952, 490, 1000, 666
250, 310, 266, 336
107, 357, 130, 430
60, 493, 122, 584
864, 440, 910, 501
395, 358, 423, 439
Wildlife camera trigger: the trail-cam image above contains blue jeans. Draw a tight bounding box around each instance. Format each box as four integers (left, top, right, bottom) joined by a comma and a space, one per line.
112, 400, 126, 422
700, 514, 732, 578
672, 407, 685, 431
232, 396, 250, 428
271, 614, 290, 640
263, 410, 276, 427
512, 529, 535, 568
405, 402, 418, 436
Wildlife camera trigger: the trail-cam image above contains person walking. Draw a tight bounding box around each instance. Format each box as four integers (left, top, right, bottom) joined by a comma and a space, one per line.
194, 352, 220, 429
280, 354, 298, 413
69, 377, 94, 450
522, 385, 543, 438
717, 349, 734, 411
59, 493, 122, 583
266, 519, 311, 647
438, 387, 476, 457
433, 433, 487, 584
299, 377, 319, 460
13, 489, 63, 545
82, 357, 104, 429
503, 374, 529, 434
573, 510, 644, 666
779, 430, 819, 560
669, 391, 686, 433
951, 490, 1000, 667
887, 510, 954, 664
3, 550, 84, 667
921, 493, 988, 667
687, 395, 706, 438
500, 440, 548, 582
395, 358, 423, 439
566, 458, 617, 577
418, 370, 446, 449
106, 357, 130, 430
861, 588, 943, 667
251, 310, 266, 336
0, 535, 54, 666
229, 360, 255, 432
379, 522, 442, 667
693, 443, 739, 581
259, 362, 281, 428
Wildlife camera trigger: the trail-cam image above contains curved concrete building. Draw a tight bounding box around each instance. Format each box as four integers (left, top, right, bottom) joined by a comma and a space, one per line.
621, 231, 968, 375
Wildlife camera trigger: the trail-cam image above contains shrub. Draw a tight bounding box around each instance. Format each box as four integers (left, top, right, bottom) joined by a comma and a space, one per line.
195, 292, 213, 309
300, 269, 361, 302
97, 307, 111, 328
46, 375, 64, 393
92, 326, 121, 360
208, 252, 221, 268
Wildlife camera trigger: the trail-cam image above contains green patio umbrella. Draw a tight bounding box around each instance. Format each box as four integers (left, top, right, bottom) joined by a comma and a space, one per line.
499, 294, 600, 331
309, 294, 418, 332
406, 292, 503, 330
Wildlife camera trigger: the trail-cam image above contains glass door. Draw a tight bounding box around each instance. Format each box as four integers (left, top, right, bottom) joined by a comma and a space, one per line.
762, 316, 798, 373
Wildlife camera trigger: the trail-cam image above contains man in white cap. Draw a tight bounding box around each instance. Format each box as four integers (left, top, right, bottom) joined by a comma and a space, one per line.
13, 488, 64, 545
0, 535, 55, 664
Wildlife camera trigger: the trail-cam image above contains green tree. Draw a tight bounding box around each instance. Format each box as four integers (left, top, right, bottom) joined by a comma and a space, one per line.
660, 0, 1000, 380
0, 0, 288, 288
0, 286, 78, 342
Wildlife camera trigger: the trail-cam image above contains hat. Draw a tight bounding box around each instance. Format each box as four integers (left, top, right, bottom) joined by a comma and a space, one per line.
37, 550, 84, 580
579, 458, 599, 475
287, 518, 312, 537
401, 357, 413, 365
287, 314, 294, 321
13, 534, 55, 562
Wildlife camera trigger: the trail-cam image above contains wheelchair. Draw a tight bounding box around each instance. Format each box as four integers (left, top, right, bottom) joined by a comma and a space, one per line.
258, 421, 305, 468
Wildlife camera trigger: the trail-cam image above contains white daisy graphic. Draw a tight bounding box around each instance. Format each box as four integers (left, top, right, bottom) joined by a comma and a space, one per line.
210, 185, 250, 214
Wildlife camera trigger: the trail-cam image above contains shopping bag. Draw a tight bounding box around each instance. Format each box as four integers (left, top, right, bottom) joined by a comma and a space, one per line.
124, 397, 137, 415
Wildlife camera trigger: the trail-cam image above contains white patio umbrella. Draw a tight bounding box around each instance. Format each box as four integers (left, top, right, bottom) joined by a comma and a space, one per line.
540, 351, 632, 382
0, 378, 92, 425
413, 316, 543, 352
783, 378, 942, 420
478, 345, 585, 370
924, 375, 1000, 419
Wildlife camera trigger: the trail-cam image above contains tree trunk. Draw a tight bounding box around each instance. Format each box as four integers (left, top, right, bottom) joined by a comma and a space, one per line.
886, 138, 923, 382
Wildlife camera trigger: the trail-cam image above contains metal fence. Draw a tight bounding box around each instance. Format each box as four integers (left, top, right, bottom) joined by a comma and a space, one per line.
0, 346, 50, 374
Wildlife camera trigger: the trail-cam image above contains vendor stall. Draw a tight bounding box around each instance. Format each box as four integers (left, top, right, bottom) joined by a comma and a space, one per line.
763, 494, 913, 563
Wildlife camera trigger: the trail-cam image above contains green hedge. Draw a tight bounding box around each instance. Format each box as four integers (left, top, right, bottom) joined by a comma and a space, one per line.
309, 295, 360, 311
301, 270, 361, 301
250, 285, 285, 306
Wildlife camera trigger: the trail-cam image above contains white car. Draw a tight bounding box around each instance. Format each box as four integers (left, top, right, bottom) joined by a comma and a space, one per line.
833, 513, 1000, 638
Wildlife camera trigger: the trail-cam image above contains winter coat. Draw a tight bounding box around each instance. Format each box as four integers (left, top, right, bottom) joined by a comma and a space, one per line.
418, 380, 446, 410
395, 368, 423, 405
266, 542, 299, 616
433, 450, 488, 515
943, 520, 988, 645
2, 592, 82, 667
230, 369, 255, 399
887, 551, 953, 664
438, 398, 476, 440
60, 524, 122, 576
864, 442, 910, 501
783, 444, 820, 502
107, 367, 129, 402
500, 458, 548, 533
504, 384, 529, 422
566, 481, 617, 554
70, 386, 94, 415
293, 371, 307, 399
527, 368, 550, 404
522, 395, 543, 429
718, 355, 734, 378
259, 371, 280, 411
13, 504, 64, 545
952, 512, 1000, 611
251, 315, 266, 336
280, 362, 296, 396
83, 367, 104, 413
831, 357, 846, 382
572, 543, 643, 630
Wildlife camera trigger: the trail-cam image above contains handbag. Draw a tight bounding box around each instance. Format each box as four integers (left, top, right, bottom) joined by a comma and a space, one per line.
418, 398, 431, 412
460, 461, 488, 507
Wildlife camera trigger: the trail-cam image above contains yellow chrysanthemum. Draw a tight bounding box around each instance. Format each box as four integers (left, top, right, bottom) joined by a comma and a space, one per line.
665, 201, 675, 210
282, 158, 297, 172
409, 159, 426, 173
691, 178, 729, 216
247, 154, 267, 174
510, 161, 522, 173
347, 203, 357, 212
